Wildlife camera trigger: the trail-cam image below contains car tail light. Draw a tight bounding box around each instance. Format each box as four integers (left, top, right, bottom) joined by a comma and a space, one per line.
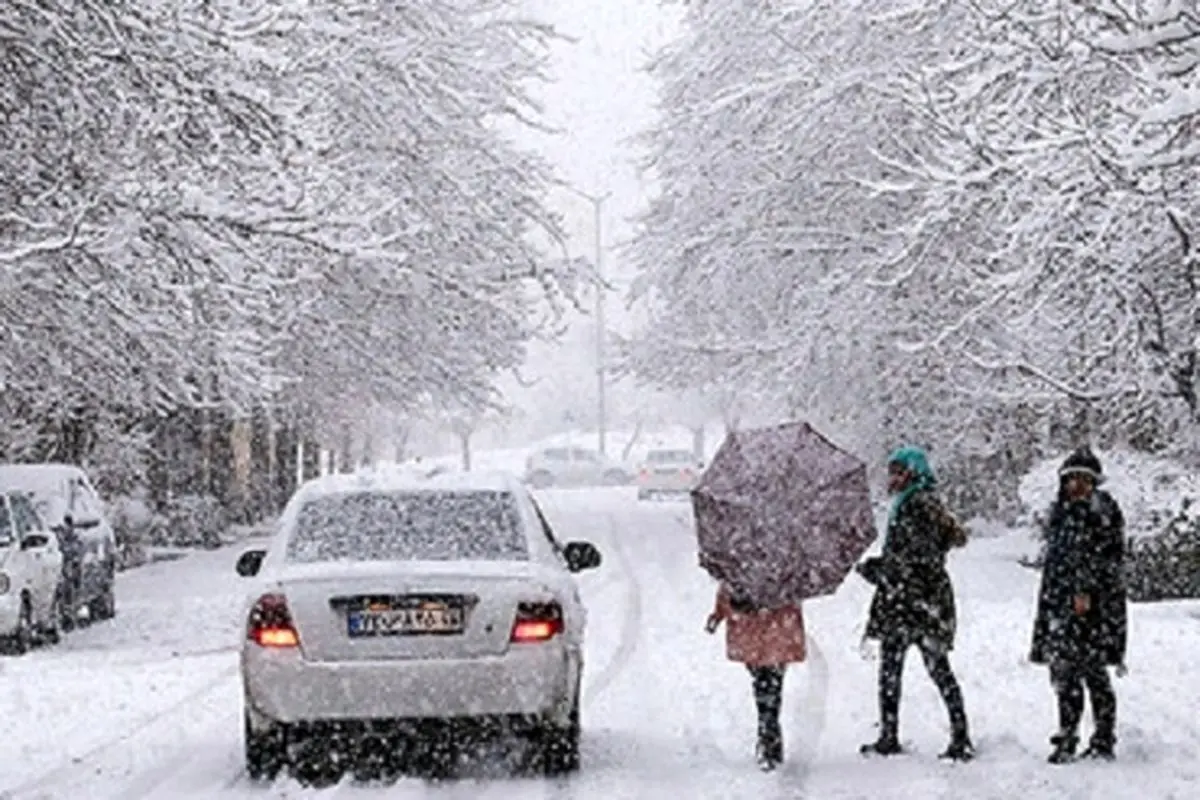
247, 593, 300, 648
511, 601, 564, 643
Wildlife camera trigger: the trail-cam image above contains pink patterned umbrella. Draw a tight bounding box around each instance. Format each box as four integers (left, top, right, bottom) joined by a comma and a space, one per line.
693, 421, 877, 606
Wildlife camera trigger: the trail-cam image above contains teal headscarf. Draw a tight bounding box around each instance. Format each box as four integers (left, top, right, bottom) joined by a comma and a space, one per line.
887, 445, 936, 522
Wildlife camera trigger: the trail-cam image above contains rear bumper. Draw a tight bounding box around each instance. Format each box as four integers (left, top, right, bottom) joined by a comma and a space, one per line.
243, 640, 577, 725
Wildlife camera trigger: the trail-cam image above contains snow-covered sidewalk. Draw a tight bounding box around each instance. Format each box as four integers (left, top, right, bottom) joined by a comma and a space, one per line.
1, 488, 1196, 798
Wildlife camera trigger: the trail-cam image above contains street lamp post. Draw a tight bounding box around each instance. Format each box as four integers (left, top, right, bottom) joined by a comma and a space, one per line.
564, 184, 611, 455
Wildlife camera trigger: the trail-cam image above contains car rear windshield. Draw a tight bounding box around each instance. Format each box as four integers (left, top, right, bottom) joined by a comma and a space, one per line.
286, 490, 529, 563
647, 450, 693, 464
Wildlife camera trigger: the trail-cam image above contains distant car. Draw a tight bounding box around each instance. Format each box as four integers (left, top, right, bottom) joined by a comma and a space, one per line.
0, 464, 117, 628
0, 490, 64, 653
637, 449, 703, 500
236, 470, 603, 780
523, 446, 631, 488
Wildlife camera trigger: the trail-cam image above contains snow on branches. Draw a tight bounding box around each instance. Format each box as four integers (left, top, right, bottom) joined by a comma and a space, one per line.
629, 0, 1200, 463
0, 0, 577, 460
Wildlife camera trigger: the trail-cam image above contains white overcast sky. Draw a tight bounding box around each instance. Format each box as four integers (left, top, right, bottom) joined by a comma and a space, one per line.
519, 0, 680, 294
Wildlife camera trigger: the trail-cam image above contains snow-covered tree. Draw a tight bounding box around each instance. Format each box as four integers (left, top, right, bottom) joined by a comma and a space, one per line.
627, 0, 952, 459
240, 1, 578, 426
1, 0, 580, 506
869, 1, 1200, 443
631, 0, 1200, 491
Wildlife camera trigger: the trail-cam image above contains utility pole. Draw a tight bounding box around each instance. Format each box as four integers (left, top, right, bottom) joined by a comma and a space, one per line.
564, 184, 611, 455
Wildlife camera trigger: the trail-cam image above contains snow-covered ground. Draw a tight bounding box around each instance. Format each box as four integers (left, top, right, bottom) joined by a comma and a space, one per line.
1, 489, 1197, 799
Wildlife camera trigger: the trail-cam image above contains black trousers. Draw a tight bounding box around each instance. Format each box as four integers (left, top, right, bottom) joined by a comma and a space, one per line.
748, 666, 785, 745
878, 637, 968, 739
1049, 659, 1116, 742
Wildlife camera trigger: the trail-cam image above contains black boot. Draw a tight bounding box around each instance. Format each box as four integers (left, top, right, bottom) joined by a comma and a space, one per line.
1048, 732, 1078, 764
756, 723, 783, 771
939, 732, 975, 762
860, 730, 902, 757
1080, 733, 1115, 761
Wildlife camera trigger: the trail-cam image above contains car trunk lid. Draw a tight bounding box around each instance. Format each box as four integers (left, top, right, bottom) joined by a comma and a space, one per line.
277, 561, 555, 663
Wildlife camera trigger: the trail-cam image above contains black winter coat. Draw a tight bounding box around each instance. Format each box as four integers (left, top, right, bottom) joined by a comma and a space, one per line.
1030, 490, 1127, 666
861, 490, 967, 651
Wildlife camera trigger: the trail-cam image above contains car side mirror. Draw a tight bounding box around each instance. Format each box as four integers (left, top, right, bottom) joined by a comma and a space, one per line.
21, 533, 51, 551
563, 541, 602, 573
236, 549, 266, 577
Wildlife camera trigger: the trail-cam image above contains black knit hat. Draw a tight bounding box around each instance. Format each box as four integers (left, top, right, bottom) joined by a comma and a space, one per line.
1059, 447, 1103, 483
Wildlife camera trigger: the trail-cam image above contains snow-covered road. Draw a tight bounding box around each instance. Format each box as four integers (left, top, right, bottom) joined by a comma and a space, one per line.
2, 489, 1197, 799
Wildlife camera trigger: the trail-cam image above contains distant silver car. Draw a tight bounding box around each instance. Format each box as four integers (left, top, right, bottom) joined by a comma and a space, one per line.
236, 470, 602, 780
523, 446, 631, 489
636, 449, 702, 500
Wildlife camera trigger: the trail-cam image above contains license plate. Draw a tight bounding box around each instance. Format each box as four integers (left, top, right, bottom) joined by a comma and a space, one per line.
347, 602, 465, 637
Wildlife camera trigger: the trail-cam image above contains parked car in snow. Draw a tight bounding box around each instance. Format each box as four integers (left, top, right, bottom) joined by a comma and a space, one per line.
636, 448, 702, 500
235, 470, 603, 780
0, 489, 64, 653
523, 446, 631, 488
0, 464, 118, 628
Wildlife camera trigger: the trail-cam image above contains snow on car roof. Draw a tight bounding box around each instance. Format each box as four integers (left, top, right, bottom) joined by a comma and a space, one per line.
296, 468, 526, 501
0, 463, 81, 495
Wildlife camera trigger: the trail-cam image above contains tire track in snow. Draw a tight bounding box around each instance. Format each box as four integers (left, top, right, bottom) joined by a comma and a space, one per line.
117, 734, 245, 800
582, 514, 643, 706
767, 633, 828, 797
2, 663, 240, 799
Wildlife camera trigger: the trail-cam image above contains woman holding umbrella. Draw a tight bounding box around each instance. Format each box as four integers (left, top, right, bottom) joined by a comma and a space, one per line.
856, 446, 974, 761
692, 422, 883, 769
705, 580, 806, 771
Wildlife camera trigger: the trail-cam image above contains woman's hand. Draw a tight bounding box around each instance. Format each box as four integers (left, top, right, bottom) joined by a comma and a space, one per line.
856, 557, 883, 585
1072, 594, 1091, 615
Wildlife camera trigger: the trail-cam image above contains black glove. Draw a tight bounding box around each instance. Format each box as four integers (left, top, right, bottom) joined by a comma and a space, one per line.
856, 557, 883, 585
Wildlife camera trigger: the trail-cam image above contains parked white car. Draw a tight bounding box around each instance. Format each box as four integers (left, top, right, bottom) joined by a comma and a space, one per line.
637, 448, 703, 500
523, 446, 631, 488
0, 490, 65, 654
0, 464, 118, 628
236, 470, 602, 780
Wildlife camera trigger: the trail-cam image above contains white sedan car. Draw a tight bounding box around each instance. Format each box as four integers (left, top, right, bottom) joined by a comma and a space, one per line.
236, 471, 602, 780
636, 448, 703, 500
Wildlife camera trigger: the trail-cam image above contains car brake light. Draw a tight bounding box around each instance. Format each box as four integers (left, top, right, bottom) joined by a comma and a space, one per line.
247, 593, 300, 648
511, 601, 564, 643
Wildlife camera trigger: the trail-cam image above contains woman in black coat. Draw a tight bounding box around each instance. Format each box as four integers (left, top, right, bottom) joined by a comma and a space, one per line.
857, 446, 973, 760
1030, 447, 1127, 763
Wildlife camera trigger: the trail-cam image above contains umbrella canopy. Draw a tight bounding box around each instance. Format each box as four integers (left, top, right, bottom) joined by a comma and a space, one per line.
693, 421, 877, 606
